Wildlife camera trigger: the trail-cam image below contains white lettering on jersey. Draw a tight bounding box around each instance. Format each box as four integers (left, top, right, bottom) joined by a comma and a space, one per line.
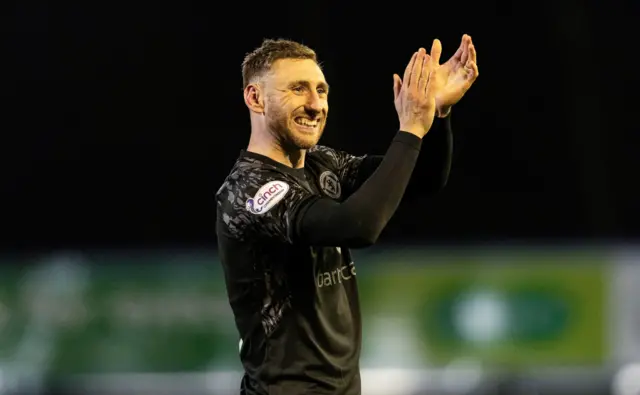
317, 262, 357, 288
246, 181, 289, 215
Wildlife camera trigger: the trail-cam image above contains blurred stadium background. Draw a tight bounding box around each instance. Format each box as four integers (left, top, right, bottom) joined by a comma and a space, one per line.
4, 0, 639, 394
1, 246, 640, 395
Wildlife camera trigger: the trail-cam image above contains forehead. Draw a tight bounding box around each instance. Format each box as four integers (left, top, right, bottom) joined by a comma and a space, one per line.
268, 58, 326, 86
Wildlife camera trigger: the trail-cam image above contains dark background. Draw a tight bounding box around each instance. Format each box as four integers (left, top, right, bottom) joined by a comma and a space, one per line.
5, 0, 639, 251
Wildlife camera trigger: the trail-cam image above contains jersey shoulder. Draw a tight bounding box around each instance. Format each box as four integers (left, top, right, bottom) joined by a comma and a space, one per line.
216, 157, 289, 213
215, 157, 303, 240
307, 145, 342, 170
308, 144, 365, 170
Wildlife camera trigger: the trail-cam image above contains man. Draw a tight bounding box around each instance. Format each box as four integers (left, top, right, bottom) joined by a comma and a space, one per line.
216, 37, 478, 395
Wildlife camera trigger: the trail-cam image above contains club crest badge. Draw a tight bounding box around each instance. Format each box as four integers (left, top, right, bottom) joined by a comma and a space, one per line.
319, 171, 341, 199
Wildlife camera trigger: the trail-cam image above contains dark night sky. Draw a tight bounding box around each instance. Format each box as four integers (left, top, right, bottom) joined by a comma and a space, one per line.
4, 1, 639, 250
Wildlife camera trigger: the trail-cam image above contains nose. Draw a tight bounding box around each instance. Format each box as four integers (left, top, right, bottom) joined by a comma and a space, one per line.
306, 91, 324, 113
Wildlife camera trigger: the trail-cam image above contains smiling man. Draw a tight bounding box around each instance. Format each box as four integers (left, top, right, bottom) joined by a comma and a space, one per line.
216, 37, 478, 395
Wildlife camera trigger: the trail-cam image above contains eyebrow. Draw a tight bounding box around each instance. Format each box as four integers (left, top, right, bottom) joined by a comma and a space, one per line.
289, 80, 330, 92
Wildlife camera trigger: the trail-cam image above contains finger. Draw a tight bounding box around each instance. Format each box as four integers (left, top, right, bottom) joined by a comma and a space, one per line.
430, 39, 442, 65
411, 48, 427, 91
393, 74, 402, 99
403, 52, 418, 88
425, 59, 437, 98
460, 36, 470, 65
465, 34, 473, 46
466, 61, 479, 80
469, 43, 477, 65
419, 54, 431, 94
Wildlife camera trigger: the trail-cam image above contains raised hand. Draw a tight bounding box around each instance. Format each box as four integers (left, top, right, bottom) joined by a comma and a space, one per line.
393, 42, 441, 138
431, 34, 479, 117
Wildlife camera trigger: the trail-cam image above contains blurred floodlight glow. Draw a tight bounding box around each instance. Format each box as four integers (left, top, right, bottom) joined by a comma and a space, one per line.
361, 368, 421, 395
366, 316, 423, 367
613, 363, 640, 395
454, 290, 508, 344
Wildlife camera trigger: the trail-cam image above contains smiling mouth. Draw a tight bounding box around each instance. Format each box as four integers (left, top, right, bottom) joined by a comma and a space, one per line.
293, 117, 320, 128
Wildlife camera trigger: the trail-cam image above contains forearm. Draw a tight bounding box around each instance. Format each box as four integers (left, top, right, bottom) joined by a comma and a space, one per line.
296, 131, 422, 248
351, 115, 453, 194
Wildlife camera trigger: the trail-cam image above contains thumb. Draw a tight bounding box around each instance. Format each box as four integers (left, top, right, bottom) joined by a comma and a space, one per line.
393, 74, 402, 99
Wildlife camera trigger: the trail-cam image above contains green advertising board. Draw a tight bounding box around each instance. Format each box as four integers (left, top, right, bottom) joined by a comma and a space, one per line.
0, 248, 608, 376
357, 248, 608, 367
0, 253, 242, 375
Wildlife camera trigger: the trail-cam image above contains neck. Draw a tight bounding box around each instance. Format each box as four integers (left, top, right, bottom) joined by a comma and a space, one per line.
247, 125, 306, 169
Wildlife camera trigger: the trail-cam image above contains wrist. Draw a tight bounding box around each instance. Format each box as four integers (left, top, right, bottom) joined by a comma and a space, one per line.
398, 126, 425, 139
436, 106, 451, 118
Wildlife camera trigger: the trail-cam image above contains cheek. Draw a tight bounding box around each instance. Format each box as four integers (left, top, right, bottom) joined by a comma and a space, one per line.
321, 105, 329, 119
276, 99, 297, 116
266, 94, 290, 111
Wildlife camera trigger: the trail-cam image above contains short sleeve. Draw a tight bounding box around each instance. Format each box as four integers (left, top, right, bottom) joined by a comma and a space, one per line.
216, 169, 317, 244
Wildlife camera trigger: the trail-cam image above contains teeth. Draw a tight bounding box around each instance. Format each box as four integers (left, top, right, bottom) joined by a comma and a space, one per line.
295, 117, 318, 127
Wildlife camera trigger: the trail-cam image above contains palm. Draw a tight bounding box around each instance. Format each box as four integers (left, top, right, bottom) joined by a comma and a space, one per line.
432, 35, 479, 116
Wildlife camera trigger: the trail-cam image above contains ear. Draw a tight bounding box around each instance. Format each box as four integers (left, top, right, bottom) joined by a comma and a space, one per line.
244, 83, 264, 114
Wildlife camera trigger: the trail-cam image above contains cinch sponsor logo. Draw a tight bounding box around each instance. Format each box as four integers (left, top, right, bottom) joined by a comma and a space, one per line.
246, 181, 289, 215
317, 262, 357, 288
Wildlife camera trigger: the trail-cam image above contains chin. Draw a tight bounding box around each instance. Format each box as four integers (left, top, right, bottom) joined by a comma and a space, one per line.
299, 129, 326, 148
291, 135, 318, 150
286, 126, 324, 150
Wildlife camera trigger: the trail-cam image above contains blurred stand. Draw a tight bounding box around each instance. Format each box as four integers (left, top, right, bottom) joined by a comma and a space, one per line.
0, 245, 638, 395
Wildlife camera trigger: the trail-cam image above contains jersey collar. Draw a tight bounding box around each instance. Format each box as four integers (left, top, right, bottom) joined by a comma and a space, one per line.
239, 150, 307, 178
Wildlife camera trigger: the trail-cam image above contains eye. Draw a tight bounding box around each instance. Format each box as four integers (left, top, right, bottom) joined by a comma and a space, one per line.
317, 88, 327, 95
292, 86, 304, 93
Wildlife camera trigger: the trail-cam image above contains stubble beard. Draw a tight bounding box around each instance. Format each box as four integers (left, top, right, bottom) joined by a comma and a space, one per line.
266, 106, 324, 151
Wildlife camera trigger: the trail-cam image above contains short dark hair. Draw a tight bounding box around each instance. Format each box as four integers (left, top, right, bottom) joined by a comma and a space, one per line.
241, 38, 318, 89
